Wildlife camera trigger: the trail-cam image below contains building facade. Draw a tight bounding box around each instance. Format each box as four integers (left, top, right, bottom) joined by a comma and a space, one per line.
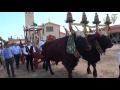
8, 37, 25, 44
25, 12, 66, 41
39, 22, 66, 39
8, 12, 66, 44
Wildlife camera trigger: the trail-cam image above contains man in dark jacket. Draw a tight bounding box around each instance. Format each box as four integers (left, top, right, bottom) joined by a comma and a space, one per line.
23, 41, 36, 72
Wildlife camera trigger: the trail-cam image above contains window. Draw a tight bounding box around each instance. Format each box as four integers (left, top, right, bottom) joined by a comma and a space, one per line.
46, 26, 54, 32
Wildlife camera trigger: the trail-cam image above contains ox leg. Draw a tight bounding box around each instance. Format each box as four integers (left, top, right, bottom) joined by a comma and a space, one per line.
42, 57, 48, 71
46, 60, 54, 75
118, 65, 120, 78
42, 60, 46, 69
64, 63, 73, 78
87, 62, 92, 74
45, 61, 49, 71
92, 63, 97, 78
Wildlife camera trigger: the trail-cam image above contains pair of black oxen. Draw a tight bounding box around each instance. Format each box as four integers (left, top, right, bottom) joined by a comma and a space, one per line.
41, 29, 113, 78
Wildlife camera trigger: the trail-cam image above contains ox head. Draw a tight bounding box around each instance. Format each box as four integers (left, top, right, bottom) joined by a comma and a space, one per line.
98, 31, 113, 49
72, 30, 91, 55
89, 30, 113, 52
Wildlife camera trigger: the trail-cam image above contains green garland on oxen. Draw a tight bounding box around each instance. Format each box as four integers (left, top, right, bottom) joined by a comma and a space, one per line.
66, 35, 81, 58
66, 35, 76, 54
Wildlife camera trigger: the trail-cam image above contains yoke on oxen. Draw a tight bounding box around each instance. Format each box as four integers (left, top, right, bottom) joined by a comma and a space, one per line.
69, 12, 113, 78
65, 12, 89, 59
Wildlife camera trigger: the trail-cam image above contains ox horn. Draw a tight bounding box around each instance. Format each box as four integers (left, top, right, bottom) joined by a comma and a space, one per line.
63, 26, 70, 36
75, 26, 80, 31
74, 26, 86, 38
89, 28, 93, 32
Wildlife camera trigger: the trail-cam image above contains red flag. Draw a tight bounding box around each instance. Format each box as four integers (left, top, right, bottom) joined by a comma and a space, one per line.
19, 39, 23, 48
19, 39, 25, 64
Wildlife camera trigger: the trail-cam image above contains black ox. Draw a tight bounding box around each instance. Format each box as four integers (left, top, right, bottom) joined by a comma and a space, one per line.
41, 31, 91, 78
82, 31, 113, 78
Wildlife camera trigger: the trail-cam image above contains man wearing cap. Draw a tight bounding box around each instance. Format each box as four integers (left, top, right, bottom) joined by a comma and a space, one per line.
23, 41, 36, 72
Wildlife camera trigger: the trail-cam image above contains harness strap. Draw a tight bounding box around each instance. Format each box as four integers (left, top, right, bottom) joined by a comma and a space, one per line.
73, 49, 81, 59
95, 40, 105, 55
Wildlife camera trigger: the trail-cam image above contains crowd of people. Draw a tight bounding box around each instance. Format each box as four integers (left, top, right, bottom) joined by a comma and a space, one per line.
0, 35, 55, 78
0, 41, 36, 77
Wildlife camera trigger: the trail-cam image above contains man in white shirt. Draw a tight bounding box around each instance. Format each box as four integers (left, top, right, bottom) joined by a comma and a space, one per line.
38, 39, 45, 54
23, 41, 36, 72
42, 34, 47, 43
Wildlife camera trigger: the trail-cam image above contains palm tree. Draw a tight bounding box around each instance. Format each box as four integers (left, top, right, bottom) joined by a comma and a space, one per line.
103, 14, 117, 24
0, 36, 6, 43
111, 14, 117, 24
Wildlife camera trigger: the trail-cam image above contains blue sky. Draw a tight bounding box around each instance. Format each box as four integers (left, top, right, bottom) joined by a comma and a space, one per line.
0, 12, 119, 40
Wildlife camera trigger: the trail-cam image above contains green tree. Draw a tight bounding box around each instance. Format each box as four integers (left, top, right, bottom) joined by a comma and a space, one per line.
103, 14, 117, 24
111, 14, 117, 24
0, 37, 6, 43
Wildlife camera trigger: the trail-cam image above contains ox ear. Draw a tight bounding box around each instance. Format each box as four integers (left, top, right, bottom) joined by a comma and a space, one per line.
75, 31, 86, 38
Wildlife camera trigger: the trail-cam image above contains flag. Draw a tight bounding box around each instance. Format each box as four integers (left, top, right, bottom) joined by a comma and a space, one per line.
42, 23, 45, 35
33, 22, 38, 26
19, 39, 23, 48
19, 39, 25, 64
